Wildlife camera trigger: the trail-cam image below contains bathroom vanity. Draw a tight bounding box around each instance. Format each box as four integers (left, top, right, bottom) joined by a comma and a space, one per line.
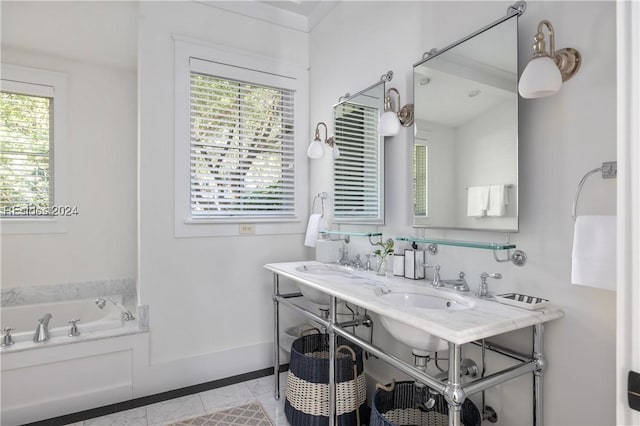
266, 261, 564, 426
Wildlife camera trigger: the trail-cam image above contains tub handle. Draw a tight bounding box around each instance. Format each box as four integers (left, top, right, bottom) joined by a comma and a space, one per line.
68, 319, 81, 337
1, 328, 15, 347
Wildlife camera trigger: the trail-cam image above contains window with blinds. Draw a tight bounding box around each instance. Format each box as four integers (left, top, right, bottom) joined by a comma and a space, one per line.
333, 102, 380, 221
414, 144, 428, 216
0, 88, 53, 217
189, 72, 295, 219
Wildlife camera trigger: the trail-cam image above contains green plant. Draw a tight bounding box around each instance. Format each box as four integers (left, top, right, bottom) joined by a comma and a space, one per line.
374, 238, 395, 273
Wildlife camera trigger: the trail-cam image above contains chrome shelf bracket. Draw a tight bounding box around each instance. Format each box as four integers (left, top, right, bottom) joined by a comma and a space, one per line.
493, 249, 527, 266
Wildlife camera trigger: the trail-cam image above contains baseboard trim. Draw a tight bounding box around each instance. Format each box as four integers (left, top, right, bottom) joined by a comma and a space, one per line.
23, 364, 289, 426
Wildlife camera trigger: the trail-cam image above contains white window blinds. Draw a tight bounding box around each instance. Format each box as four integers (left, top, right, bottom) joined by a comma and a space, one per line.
414, 144, 428, 216
189, 72, 295, 219
0, 89, 53, 217
333, 103, 380, 219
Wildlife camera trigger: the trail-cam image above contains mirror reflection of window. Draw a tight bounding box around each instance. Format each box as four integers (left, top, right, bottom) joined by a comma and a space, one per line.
334, 103, 377, 217
332, 82, 385, 224
413, 144, 428, 216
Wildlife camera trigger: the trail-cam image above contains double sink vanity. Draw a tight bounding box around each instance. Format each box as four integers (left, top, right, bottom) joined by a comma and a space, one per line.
266, 259, 564, 426
267, 2, 566, 425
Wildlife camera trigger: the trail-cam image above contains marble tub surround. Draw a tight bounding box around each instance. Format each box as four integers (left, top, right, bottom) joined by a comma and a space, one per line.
265, 261, 564, 345
1, 278, 136, 307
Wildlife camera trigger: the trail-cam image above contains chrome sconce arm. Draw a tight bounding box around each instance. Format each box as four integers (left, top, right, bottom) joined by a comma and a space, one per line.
379, 88, 414, 136
519, 18, 582, 98
307, 121, 339, 159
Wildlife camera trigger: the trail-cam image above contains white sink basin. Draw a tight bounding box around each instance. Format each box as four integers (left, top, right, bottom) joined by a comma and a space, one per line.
378, 292, 471, 353
294, 264, 354, 306
295, 264, 354, 276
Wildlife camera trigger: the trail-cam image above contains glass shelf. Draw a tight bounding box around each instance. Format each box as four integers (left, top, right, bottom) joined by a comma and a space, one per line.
396, 236, 516, 251
319, 230, 383, 238
319, 230, 384, 245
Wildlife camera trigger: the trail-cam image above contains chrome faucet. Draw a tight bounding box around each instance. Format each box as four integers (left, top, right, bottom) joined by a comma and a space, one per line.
441, 271, 470, 292
477, 272, 502, 298
1, 328, 15, 347
423, 264, 442, 287
95, 298, 136, 321
338, 249, 350, 266
33, 313, 52, 343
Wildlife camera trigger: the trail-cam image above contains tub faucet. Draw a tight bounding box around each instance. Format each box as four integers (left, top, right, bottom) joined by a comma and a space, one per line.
33, 313, 52, 343
95, 298, 136, 321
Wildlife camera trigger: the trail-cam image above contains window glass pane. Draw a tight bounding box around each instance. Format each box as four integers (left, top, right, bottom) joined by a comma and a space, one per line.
189, 72, 295, 219
0, 91, 53, 217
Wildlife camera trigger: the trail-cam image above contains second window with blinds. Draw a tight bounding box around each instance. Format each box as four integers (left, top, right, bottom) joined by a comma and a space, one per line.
174, 40, 308, 237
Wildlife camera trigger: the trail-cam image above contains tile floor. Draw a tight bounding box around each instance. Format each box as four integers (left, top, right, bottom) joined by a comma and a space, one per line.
64, 372, 288, 426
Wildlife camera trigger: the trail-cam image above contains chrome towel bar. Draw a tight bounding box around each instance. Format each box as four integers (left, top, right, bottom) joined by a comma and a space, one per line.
572, 161, 616, 221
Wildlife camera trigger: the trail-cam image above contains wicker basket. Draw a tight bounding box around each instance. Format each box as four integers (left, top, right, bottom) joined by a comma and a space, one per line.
285, 333, 369, 426
370, 381, 481, 426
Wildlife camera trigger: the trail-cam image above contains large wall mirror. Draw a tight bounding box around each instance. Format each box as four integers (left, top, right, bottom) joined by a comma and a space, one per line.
332, 76, 387, 224
413, 14, 519, 231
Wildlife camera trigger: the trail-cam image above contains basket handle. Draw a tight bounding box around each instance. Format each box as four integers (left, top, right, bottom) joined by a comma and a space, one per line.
300, 327, 321, 336
375, 379, 396, 392
337, 344, 361, 426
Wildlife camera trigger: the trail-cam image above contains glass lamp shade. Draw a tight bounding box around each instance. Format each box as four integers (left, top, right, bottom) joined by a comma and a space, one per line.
306, 139, 324, 159
378, 111, 401, 136
518, 56, 562, 98
332, 144, 341, 160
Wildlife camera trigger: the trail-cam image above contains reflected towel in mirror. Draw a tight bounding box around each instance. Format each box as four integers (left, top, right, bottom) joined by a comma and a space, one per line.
467, 186, 490, 217
487, 185, 508, 217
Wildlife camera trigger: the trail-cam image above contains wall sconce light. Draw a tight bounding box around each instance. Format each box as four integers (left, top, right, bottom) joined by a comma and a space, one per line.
518, 19, 582, 98
378, 88, 414, 137
307, 122, 340, 159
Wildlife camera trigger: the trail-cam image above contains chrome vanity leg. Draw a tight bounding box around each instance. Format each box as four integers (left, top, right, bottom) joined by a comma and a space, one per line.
446, 342, 463, 426
329, 295, 337, 426
533, 324, 546, 426
273, 273, 280, 400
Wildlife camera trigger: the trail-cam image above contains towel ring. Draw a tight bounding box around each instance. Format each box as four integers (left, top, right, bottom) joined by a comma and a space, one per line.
312, 192, 327, 217
572, 162, 616, 221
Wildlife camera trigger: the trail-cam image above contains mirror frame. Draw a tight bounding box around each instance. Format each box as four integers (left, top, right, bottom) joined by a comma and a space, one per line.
411, 6, 524, 232
331, 71, 391, 225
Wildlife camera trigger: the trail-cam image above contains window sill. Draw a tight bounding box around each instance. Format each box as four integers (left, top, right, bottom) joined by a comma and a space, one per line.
1, 217, 66, 234
176, 217, 304, 238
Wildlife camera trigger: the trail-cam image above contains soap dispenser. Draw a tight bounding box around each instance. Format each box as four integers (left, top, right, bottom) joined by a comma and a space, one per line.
404, 247, 425, 280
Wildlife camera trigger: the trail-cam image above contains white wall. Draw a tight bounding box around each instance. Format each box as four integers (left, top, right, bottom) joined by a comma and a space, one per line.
1, 2, 138, 288
310, 1, 616, 425
136, 1, 310, 393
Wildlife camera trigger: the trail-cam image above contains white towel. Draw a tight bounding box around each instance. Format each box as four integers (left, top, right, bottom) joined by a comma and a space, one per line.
571, 215, 616, 291
304, 214, 328, 248
487, 185, 508, 217
467, 186, 489, 217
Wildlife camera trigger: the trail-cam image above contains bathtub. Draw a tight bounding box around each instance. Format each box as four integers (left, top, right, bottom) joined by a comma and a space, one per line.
1, 296, 123, 345
0, 295, 149, 426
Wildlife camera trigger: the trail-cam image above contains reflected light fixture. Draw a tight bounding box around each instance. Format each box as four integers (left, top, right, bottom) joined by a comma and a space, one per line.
307, 122, 339, 159
518, 19, 581, 99
378, 88, 414, 137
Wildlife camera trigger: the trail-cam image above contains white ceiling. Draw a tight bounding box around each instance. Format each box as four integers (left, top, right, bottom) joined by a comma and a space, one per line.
202, 0, 339, 32
260, 1, 326, 17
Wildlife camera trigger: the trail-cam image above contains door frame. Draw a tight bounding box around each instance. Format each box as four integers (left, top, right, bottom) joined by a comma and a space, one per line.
616, 1, 640, 424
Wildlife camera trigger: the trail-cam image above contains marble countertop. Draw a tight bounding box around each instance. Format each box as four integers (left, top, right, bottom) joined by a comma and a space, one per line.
265, 261, 564, 346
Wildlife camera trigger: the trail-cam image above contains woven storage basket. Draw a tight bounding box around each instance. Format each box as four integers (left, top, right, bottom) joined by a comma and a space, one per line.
285, 333, 369, 426
370, 381, 481, 426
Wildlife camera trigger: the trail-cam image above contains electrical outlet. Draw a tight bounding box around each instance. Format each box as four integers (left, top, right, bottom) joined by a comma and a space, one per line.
239, 224, 256, 235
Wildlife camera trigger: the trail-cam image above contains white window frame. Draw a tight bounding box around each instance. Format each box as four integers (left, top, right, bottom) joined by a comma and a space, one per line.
174, 36, 308, 237
1, 64, 68, 234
